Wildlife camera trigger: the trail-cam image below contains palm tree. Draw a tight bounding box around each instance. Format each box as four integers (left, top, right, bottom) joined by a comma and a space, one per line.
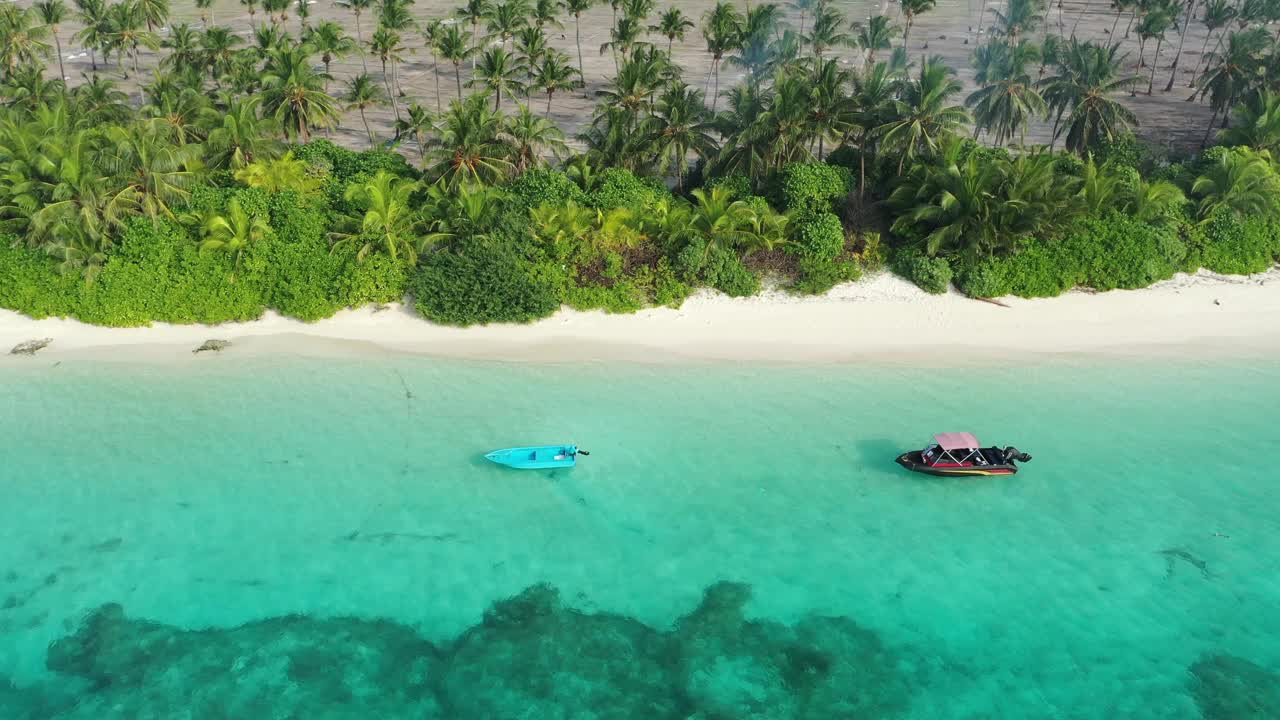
426, 93, 515, 187
332, 171, 425, 263
899, 0, 937, 49
395, 101, 434, 166
1190, 146, 1280, 220
566, 0, 595, 88
1197, 28, 1268, 145
653, 7, 693, 54
505, 103, 569, 171
853, 15, 898, 65
234, 151, 318, 192
424, 19, 446, 111
849, 60, 896, 198
532, 49, 582, 115
1188, 0, 1234, 88
623, 0, 656, 22
160, 22, 201, 72
967, 39, 1046, 145
344, 72, 387, 143
369, 25, 404, 120
534, 0, 564, 28
337, 0, 373, 72
790, 0, 819, 46
471, 46, 526, 110
201, 26, 243, 83
240, 0, 259, 26
260, 44, 341, 142
205, 96, 282, 170
73, 0, 109, 71
807, 57, 854, 159
305, 21, 356, 89
1038, 39, 1140, 153
1137, 4, 1176, 94
877, 57, 970, 173
990, 0, 1040, 41
806, 3, 850, 58
1219, 89, 1280, 150
100, 122, 201, 221
0, 6, 53, 79
196, 198, 269, 279
195, 0, 213, 26
701, 2, 742, 113
137, 0, 169, 32
1162, 0, 1198, 91
515, 24, 549, 68
436, 24, 472, 99
33, 0, 68, 80
107, 1, 158, 80
295, 0, 312, 31
646, 82, 716, 191
487, 0, 528, 49
459, 0, 492, 69
602, 14, 645, 72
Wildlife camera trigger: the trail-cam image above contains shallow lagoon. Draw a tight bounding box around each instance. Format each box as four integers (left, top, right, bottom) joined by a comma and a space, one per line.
1, 354, 1278, 718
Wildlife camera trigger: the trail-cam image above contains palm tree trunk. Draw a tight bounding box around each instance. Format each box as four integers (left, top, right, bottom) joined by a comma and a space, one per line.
668, 36, 673, 55
455, 63, 463, 98
356, 13, 368, 73
54, 32, 66, 80
1202, 103, 1219, 146
416, 131, 426, 166
1109, 6, 1123, 37
546, 90, 554, 116
575, 14, 586, 95
1148, 35, 1164, 93
975, 0, 991, 40
431, 48, 442, 111
1164, 0, 1195, 92
89, 47, 97, 72
858, 138, 866, 200
711, 58, 720, 113
495, 85, 502, 111
1124, 11, 1136, 38
1189, 30, 1217, 88
903, 16, 913, 48
360, 107, 373, 142
471, 21, 479, 70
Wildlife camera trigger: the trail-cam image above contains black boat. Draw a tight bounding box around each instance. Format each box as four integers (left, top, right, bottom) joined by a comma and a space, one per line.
896, 432, 1032, 477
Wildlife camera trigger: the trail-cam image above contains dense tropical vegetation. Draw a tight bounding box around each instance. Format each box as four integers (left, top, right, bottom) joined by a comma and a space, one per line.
0, 0, 1278, 327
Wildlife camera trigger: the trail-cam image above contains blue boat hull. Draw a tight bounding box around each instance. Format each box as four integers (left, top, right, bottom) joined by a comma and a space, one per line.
485, 445, 578, 469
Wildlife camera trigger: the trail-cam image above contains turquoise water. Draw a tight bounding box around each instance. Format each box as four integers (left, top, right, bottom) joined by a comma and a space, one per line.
1, 353, 1278, 718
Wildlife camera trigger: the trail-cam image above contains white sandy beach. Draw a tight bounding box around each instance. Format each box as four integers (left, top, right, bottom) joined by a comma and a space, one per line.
2, 270, 1279, 362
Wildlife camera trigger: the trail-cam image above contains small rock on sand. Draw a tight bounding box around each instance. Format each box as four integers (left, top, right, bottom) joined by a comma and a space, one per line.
10, 338, 52, 356
193, 339, 232, 354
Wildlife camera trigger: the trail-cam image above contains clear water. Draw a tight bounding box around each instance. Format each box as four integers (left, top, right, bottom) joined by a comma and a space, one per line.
1, 353, 1278, 718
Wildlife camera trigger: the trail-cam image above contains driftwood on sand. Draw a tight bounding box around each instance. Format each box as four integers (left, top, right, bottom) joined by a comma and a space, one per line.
976, 297, 1011, 308
193, 339, 232, 354
10, 338, 52, 355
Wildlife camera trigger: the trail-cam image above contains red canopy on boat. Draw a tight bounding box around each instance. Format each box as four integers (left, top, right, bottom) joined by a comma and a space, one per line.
934, 432, 980, 450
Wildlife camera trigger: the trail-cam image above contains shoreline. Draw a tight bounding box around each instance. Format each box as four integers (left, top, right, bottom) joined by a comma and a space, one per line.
3, 270, 1279, 364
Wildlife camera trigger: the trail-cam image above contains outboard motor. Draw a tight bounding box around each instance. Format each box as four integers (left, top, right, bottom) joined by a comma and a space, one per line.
1002, 447, 1033, 463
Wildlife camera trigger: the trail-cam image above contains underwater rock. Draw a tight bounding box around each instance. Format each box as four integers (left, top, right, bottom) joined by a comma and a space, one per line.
1188, 653, 1280, 719
47, 603, 442, 718
440, 583, 683, 719
673, 582, 910, 720
192, 339, 231, 354
9, 338, 52, 356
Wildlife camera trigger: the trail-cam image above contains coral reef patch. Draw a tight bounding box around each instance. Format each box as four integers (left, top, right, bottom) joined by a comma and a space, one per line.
6, 582, 912, 719
1188, 652, 1280, 719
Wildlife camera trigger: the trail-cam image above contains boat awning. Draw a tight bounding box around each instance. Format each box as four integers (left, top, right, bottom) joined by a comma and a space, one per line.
934, 432, 980, 450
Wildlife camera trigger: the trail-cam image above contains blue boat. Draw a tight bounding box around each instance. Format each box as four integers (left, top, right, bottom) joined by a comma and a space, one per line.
485, 445, 586, 469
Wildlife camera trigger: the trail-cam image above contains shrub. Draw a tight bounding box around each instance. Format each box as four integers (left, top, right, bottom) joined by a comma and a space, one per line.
653, 258, 691, 307
1000, 240, 1080, 297
295, 139, 415, 180
586, 168, 666, 209
790, 212, 846, 261
703, 246, 760, 297
333, 251, 411, 307
895, 249, 953, 294
793, 256, 861, 295
1091, 131, 1142, 170
565, 281, 647, 313
1198, 210, 1280, 275
507, 169, 586, 210
857, 231, 886, 272
780, 163, 852, 215
955, 257, 1013, 298
410, 239, 560, 325
0, 240, 80, 318
1068, 212, 1188, 291
705, 174, 752, 200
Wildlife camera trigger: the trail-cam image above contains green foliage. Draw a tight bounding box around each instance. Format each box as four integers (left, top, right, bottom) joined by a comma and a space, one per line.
676, 239, 760, 296
780, 163, 852, 215
507, 169, 586, 210
1198, 210, 1280, 274
411, 238, 560, 325
790, 212, 846, 261
895, 249, 953, 294
705, 174, 753, 200
0, 240, 80, 318
1090, 131, 1142, 170
585, 168, 668, 209
793, 256, 862, 295
295, 139, 416, 181
653, 258, 691, 307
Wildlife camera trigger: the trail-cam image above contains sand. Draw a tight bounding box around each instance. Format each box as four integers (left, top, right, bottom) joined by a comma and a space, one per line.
3, 269, 1278, 363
